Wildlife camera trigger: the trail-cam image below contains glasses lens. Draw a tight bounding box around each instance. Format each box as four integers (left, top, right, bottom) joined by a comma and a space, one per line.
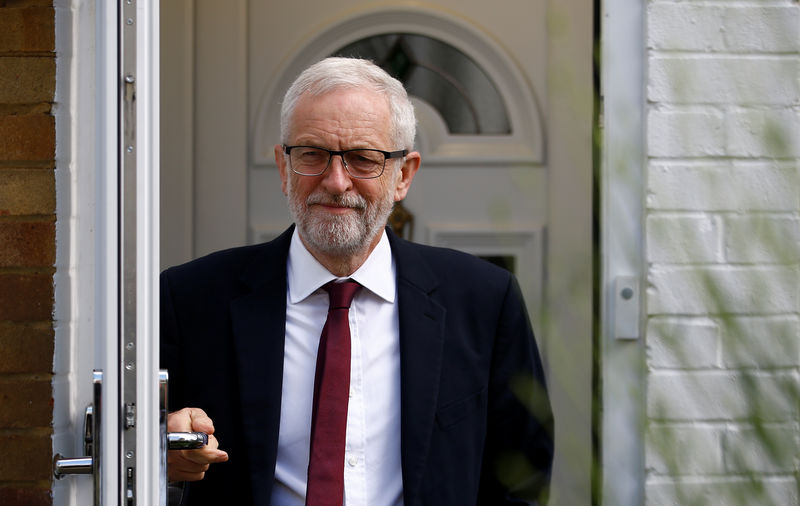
344, 149, 384, 178
290, 147, 330, 175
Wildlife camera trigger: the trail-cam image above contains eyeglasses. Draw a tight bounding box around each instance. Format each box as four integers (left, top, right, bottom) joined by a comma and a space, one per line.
283, 145, 408, 179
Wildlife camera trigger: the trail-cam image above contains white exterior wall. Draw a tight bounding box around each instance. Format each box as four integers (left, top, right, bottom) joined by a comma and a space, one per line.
645, 1, 800, 504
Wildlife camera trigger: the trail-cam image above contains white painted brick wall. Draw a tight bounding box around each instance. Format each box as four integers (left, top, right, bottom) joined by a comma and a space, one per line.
648, 5, 800, 53
648, 162, 800, 211
648, 265, 798, 314
726, 107, 800, 158
725, 215, 800, 263
649, 57, 800, 105
647, 371, 799, 420
720, 317, 800, 368
647, 423, 726, 474
645, 0, 800, 504
646, 477, 798, 506
647, 318, 721, 369
723, 425, 799, 473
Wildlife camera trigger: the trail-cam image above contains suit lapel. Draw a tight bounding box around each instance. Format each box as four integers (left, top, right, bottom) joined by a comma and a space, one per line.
229, 227, 293, 504
389, 231, 446, 505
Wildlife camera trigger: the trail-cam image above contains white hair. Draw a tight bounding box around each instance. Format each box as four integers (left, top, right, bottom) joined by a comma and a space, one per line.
280, 57, 417, 151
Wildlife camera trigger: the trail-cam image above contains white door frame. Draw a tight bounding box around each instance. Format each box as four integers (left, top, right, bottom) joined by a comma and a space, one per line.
600, 0, 647, 504
127, 0, 162, 503
53, 1, 121, 502
53, 0, 161, 503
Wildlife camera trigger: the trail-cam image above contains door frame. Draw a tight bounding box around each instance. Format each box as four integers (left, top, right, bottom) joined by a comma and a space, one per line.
53, 0, 162, 503
160, 1, 595, 504
599, 0, 647, 504
53, 1, 122, 501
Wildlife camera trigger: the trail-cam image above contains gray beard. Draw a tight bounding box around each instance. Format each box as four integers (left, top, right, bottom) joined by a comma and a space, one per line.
287, 179, 395, 258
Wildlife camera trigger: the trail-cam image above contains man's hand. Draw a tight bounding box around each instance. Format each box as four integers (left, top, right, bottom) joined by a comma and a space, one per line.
167, 407, 229, 481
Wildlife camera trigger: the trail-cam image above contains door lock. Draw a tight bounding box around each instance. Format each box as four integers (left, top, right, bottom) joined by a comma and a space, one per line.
53, 405, 95, 476
53, 370, 103, 505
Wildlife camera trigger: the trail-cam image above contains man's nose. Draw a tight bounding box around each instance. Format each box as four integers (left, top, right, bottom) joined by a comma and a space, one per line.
320, 154, 353, 192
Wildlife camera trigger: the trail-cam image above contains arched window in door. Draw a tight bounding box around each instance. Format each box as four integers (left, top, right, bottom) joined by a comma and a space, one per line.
251, 11, 543, 168
333, 34, 511, 135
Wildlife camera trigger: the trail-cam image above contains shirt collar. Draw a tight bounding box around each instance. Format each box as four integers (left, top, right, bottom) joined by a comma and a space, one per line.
287, 228, 396, 304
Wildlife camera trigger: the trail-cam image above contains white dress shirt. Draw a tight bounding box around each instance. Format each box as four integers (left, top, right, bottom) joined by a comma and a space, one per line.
270, 229, 404, 506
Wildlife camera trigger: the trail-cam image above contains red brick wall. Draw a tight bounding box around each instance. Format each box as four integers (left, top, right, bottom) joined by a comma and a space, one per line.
0, 0, 56, 504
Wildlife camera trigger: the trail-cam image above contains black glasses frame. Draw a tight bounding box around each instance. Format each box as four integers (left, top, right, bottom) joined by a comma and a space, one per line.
283, 145, 408, 179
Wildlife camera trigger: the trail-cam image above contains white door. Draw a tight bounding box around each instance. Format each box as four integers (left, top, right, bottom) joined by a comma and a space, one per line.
52, 1, 162, 504
161, 1, 593, 503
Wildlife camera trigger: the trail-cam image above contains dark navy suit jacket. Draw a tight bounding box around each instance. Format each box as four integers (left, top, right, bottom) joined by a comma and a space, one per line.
160, 226, 553, 505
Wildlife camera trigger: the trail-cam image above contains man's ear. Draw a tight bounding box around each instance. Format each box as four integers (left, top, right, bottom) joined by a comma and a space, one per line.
275, 144, 289, 196
393, 151, 421, 202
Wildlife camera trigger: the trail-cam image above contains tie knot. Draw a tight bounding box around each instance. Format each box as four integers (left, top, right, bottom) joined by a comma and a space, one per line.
324, 280, 361, 310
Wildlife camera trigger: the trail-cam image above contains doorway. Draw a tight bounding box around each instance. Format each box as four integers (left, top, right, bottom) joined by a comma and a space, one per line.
160, 2, 593, 503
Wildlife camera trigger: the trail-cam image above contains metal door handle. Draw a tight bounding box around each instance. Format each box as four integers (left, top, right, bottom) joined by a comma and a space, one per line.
54, 402, 94, 476
53, 455, 93, 476
53, 370, 103, 505
167, 432, 208, 450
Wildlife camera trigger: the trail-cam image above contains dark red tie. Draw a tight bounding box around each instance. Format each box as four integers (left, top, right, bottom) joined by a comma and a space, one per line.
306, 280, 361, 506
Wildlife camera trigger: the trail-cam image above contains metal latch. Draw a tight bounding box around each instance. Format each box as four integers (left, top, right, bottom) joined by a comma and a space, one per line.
53, 370, 103, 506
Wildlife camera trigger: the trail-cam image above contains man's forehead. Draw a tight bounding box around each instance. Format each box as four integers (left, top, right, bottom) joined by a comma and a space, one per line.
295, 86, 388, 110
288, 88, 392, 143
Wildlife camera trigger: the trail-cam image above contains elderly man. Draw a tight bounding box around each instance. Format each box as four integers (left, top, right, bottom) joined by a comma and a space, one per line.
161, 57, 553, 506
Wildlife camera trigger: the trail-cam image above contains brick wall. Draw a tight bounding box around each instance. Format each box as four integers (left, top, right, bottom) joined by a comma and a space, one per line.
645, 1, 800, 505
0, 1, 56, 505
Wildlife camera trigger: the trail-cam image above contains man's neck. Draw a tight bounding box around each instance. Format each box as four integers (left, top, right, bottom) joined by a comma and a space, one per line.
297, 230, 383, 277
